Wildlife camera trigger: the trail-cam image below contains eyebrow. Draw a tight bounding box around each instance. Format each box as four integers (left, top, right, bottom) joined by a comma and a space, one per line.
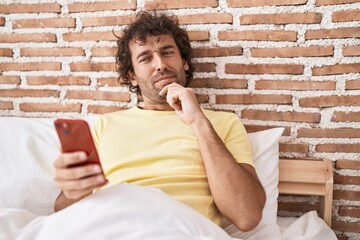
135, 44, 176, 61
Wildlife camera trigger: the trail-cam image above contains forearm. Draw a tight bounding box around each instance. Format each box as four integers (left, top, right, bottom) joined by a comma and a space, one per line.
192, 117, 265, 231
54, 191, 88, 212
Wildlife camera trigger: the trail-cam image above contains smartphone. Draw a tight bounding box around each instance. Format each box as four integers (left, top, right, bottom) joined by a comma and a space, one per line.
54, 118, 103, 170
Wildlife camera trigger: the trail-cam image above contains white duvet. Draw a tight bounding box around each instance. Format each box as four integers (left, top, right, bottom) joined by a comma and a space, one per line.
0, 184, 336, 240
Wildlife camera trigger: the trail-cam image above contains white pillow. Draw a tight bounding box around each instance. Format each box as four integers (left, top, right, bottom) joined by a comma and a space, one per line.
223, 127, 284, 238
0, 117, 61, 216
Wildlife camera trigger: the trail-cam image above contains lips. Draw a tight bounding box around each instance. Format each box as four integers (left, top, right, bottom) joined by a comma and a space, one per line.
154, 75, 175, 86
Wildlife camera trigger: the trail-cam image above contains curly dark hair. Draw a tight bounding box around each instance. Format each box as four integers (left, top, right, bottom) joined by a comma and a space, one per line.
115, 11, 194, 95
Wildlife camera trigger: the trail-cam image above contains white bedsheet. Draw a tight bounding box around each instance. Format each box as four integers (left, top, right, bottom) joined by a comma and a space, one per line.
0, 184, 336, 240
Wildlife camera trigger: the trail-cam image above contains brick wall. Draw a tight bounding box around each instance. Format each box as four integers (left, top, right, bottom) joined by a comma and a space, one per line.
0, 0, 359, 238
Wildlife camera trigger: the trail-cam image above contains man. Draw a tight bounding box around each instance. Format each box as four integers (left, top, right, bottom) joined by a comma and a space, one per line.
53, 11, 265, 232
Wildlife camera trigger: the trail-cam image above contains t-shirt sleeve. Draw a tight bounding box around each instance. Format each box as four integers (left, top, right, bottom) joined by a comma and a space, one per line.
222, 114, 253, 167
90, 116, 102, 150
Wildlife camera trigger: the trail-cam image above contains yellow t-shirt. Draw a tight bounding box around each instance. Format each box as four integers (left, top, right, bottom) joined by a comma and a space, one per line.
91, 106, 253, 225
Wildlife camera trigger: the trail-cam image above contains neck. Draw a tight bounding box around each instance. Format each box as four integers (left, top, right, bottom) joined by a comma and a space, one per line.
141, 99, 174, 111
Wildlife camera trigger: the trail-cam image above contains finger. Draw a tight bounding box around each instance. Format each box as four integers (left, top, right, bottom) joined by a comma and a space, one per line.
56, 174, 107, 191
54, 152, 88, 168
159, 82, 182, 96
63, 180, 107, 199
159, 84, 170, 96
54, 164, 103, 181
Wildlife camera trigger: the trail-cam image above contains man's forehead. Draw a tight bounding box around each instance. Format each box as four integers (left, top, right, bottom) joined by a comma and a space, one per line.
130, 34, 175, 47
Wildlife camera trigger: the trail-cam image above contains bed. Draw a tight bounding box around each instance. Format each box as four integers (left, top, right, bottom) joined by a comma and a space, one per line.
0, 117, 337, 240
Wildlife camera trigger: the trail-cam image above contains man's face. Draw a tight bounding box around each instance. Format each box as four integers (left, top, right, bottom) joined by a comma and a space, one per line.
128, 34, 189, 104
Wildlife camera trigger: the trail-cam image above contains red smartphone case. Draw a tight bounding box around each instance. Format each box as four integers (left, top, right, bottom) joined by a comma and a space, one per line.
54, 118, 102, 168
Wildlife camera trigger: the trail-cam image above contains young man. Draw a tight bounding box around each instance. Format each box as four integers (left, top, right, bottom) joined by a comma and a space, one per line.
53, 11, 265, 232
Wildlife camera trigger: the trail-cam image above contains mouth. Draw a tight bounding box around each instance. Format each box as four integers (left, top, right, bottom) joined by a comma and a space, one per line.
155, 75, 175, 86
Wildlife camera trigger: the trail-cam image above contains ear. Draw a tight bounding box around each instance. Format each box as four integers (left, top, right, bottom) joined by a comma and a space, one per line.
183, 60, 189, 71
128, 71, 138, 86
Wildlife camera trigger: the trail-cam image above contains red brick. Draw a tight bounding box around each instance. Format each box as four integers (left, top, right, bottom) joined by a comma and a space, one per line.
63, 31, 119, 42
343, 46, 360, 56
333, 9, 360, 22
0, 89, 58, 98
219, 30, 297, 41
339, 206, 360, 218
20, 103, 82, 113
317, 144, 360, 153
251, 46, 333, 58
332, 220, 360, 233
300, 95, 360, 107
255, 80, 336, 90
196, 94, 209, 104
20, 47, 85, 57
68, 0, 136, 12
0, 62, 61, 71
188, 31, 210, 41
87, 105, 127, 114
66, 90, 130, 102
244, 125, 290, 135
0, 76, 20, 85
298, 128, 360, 138
0, 33, 56, 43
0, 3, 60, 13
216, 94, 292, 104
280, 143, 309, 153
0, 17, 5, 26
0, 101, 13, 110
332, 111, 360, 122
241, 110, 320, 123
70, 62, 116, 72
241, 13, 321, 25
97, 78, 124, 87
178, 13, 233, 24
316, 0, 360, 6
193, 63, 216, 72
313, 63, 360, 75
228, 0, 307, 7
27, 76, 90, 86
346, 80, 360, 90
335, 175, 360, 185
0, 48, 13, 57
91, 47, 117, 57
336, 160, 360, 170
189, 78, 247, 89
145, 0, 218, 10
193, 47, 242, 57
13, 18, 75, 29
334, 190, 360, 201
226, 63, 303, 74
305, 27, 360, 40
82, 15, 135, 27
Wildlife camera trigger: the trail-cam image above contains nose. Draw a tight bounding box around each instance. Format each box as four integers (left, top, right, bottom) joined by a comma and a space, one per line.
153, 54, 166, 72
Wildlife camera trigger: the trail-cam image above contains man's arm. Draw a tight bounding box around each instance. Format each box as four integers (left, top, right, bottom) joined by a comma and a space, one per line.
54, 191, 89, 212
191, 117, 265, 231
160, 83, 266, 231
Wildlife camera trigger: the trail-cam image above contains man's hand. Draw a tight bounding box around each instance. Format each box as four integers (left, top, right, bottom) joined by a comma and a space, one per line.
159, 83, 205, 125
54, 151, 107, 201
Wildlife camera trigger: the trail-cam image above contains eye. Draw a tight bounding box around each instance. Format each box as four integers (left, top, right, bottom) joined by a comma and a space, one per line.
139, 56, 151, 63
163, 50, 174, 56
